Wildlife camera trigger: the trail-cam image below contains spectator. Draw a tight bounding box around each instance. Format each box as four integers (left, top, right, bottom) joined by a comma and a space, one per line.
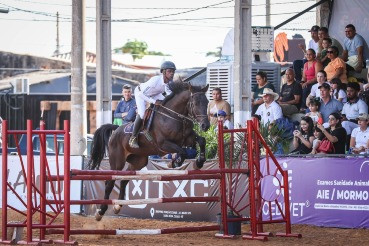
293, 25, 320, 81
318, 83, 343, 124
301, 49, 323, 111
319, 37, 332, 68
310, 126, 324, 154
324, 46, 348, 83
342, 24, 369, 73
113, 84, 136, 126
207, 88, 231, 126
255, 88, 283, 126
349, 113, 369, 154
291, 116, 315, 154
214, 110, 233, 130
278, 68, 302, 116
306, 98, 323, 125
317, 27, 343, 60
330, 78, 347, 103
251, 71, 276, 114
317, 112, 347, 154
306, 70, 329, 107
341, 82, 368, 137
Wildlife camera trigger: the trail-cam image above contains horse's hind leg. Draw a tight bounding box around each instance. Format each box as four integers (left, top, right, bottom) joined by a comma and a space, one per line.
95, 179, 115, 221
113, 180, 128, 214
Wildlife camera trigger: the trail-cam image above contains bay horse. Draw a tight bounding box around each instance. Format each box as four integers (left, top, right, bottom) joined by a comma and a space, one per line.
88, 82, 210, 221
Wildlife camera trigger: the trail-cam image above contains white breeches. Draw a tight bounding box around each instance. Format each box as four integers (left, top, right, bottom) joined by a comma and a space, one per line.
135, 88, 165, 119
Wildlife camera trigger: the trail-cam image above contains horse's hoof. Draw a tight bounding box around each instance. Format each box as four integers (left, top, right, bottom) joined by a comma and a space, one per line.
95, 210, 103, 221
113, 205, 122, 214
195, 158, 204, 169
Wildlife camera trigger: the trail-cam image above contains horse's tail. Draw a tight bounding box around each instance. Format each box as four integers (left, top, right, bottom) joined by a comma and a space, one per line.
88, 124, 119, 170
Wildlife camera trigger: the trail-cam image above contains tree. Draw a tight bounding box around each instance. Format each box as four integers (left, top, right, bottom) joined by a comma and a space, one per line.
115, 39, 170, 61
206, 46, 222, 58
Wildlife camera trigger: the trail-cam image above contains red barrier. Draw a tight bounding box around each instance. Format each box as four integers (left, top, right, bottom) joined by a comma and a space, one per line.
1, 119, 300, 244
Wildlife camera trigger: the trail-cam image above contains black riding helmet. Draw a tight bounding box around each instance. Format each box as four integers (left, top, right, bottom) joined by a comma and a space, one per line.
160, 61, 176, 73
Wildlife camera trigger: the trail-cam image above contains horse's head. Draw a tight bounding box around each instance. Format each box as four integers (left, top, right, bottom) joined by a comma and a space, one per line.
188, 84, 210, 131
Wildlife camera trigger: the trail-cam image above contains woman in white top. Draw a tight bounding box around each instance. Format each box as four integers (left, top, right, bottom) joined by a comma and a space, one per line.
349, 113, 369, 154
330, 78, 347, 103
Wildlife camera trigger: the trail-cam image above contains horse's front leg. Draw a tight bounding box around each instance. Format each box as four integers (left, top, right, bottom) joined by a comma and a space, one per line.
161, 140, 187, 168
194, 133, 206, 169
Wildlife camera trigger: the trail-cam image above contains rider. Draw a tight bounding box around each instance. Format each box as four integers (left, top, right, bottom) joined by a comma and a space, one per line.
128, 61, 176, 148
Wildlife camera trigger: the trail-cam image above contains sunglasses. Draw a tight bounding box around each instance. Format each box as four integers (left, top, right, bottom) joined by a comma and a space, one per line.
327, 51, 334, 54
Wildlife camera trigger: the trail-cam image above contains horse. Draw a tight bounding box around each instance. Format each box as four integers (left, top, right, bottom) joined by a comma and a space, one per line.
88, 82, 210, 221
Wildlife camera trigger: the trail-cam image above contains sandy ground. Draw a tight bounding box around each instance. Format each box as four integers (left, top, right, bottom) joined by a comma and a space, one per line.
1, 209, 369, 245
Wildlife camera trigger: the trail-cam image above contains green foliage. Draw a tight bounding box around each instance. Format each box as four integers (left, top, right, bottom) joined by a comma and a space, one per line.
258, 122, 291, 154
194, 124, 218, 159
206, 46, 222, 58
114, 39, 171, 61
121, 39, 148, 60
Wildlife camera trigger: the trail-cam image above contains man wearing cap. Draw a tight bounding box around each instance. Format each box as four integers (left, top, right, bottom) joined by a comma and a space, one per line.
255, 88, 283, 126
318, 83, 343, 124
341, 82, 368, 136
113, 84, 136, 126
129, 61, 176, 148
293, 25, 320, 81
278, 68, 302, 116
214, 110, 233, 130
349, 113, 369, 154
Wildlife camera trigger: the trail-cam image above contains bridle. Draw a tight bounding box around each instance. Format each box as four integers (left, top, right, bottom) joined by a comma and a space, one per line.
155, 91, 208, 124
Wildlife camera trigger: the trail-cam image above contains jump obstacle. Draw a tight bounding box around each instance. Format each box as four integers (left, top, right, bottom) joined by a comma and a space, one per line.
1, 119, 301, 245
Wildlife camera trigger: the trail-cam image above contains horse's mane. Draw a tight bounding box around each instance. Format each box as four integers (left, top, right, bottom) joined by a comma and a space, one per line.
162, 82, 203, 105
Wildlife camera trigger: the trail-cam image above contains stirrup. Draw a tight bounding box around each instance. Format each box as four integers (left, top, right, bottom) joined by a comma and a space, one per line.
129, 136, 139, 148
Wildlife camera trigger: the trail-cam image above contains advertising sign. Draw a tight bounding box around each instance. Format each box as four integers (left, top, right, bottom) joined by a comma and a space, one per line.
260, 157, 369, 228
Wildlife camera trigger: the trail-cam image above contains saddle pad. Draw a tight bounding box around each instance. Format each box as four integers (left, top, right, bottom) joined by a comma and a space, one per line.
123, 123, 134, 133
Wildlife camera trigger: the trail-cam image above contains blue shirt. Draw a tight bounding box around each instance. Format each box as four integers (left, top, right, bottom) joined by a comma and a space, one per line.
344, 33, 368, 58
320, 97, 343, 123
114, 97, 136, 124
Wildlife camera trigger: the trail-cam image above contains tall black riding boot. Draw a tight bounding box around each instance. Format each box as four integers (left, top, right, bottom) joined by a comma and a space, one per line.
129, 116, 142, 148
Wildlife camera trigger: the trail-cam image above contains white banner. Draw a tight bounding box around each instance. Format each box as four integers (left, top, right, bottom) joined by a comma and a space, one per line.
0, 155, 83, 213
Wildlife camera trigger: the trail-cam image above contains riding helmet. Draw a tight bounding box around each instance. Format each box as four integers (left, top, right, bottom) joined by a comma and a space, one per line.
160, 61, 176, 73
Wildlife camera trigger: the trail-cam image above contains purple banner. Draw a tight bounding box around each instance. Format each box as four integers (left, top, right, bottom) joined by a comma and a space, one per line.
260, 157, 369, 228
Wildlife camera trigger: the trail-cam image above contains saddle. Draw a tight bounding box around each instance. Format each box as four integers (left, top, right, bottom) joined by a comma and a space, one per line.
124, 104, 157, 141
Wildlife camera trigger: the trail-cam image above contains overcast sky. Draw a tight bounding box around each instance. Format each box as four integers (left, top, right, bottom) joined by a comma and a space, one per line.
0, 0, 316, 68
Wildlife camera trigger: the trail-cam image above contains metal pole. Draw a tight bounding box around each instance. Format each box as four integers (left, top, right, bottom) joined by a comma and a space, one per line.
1, 120, 8, 241
71, 0, 87, 155
26, 120, 33, 243
39, 121, 46, 239
64, 121, 71, 243
96, 0, 112, 127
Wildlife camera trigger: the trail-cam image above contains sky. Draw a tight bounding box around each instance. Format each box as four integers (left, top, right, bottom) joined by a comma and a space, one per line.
0, 0, 316, 69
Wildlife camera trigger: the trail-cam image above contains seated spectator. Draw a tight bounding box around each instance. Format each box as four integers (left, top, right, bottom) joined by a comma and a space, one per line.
301, 49, 323, 111
317, 27, 343, 62
255, 88, 283, 126
349, 113, 369, 154
310, 126, 324, 154
317, 112, 347, 154
341, 82, 368, 137
113, 84, 137, 126
214, 110, 233, 130
318, 37, 332, 67
293, 25, 320, 81
330, 78, 347, 103
342, 24, 368, 73
251, 71, 276, 114
278, 68, 302, 116
207, 87, 231, 126
291, 116, 315, 154
305, 70, 329, 107
324, 46, 348, 83
306, 98, 323, 125
318, 83, 343, 124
